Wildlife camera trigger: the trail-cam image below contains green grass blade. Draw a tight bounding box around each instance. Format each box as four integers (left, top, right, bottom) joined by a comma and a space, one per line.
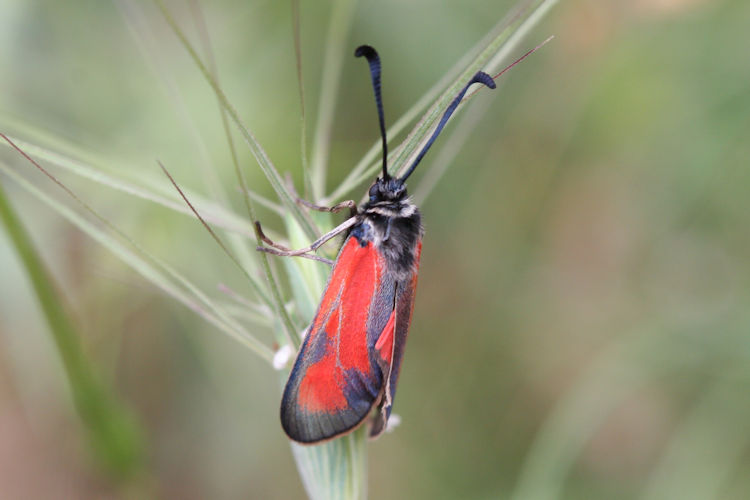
116, 0, 230, 208
95, 1, 282, 319
155, 0, 320, 243
291, 0, 313, 198
219, 303, 274, 327
281, 213, 330, 342
0, 132, 281, 315
411, 100, 491, 205
308, 0, 358, 201
180, 1, 300, 347
0, 154, 274, 363
326, 0, 558, 202
0, 179, 147, 484
160, 159, 299, 346
0, 133, 255, 236
290, 424, 368, 500
389, 0, 558, 179
153, 0, 316, 346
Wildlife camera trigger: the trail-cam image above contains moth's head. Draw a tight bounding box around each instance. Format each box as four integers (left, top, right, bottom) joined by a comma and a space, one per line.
368, 176, 407, 203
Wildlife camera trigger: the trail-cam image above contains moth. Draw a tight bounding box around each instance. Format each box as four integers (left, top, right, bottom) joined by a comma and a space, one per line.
258, 45, 495, 443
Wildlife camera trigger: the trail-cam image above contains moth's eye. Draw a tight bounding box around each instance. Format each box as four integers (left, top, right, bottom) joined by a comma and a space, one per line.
368, 184, 379, 201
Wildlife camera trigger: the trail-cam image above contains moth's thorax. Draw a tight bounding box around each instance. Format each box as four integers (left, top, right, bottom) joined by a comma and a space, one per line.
351, 193, 423, 280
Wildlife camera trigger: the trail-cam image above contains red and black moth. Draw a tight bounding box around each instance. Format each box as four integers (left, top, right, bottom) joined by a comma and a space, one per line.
257, 45, 495, 444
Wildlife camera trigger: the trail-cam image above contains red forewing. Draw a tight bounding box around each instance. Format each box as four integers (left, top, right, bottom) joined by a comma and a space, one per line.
281, 235, 409, 443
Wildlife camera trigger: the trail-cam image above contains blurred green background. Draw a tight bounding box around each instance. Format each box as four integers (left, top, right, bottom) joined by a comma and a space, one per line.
2, 0, 750, 498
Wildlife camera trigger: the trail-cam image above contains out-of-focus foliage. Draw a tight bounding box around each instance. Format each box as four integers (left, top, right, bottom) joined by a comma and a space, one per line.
1, 0, 749, 498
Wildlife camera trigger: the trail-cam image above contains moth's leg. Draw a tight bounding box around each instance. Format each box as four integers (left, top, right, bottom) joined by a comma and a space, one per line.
286, 176, 357, 217
255, 222, 332, 265
382, 217, 393, 242
297, 197, 357, 217
255, 217, 358, 265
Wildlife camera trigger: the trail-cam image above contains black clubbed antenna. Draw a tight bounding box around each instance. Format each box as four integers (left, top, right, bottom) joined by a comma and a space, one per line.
355, 45, 389, 180
399, 72, 496, 183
